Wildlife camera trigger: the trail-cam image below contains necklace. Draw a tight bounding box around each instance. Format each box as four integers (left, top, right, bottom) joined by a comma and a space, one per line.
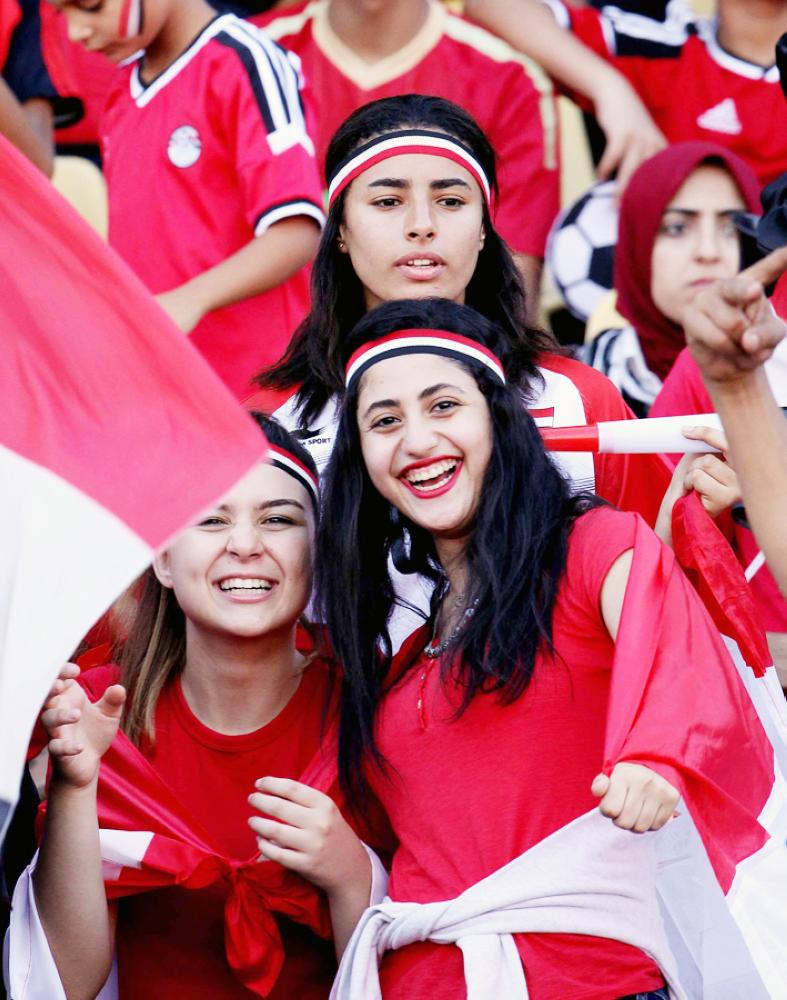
422, 598, 479, 659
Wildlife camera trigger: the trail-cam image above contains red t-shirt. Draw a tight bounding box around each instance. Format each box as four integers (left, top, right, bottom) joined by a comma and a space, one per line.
78, 658, 337, 999
546, 0, 787, 187
102, 13, 324, 399
369, 506, 664, 1000
255, 0, 559, 257
651, 347, 787, 632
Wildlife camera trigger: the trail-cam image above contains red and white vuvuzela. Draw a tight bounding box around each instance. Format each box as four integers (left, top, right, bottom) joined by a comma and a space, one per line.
0, 136, 267, 841
542, 412, 725, 453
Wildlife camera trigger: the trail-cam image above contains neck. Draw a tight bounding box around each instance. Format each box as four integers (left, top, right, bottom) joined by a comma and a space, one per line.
434, 536, 469, 603
180, 623, 305, 734
717, 1, 787, 67
140, 0, 216, 82
327, 0, 430, 62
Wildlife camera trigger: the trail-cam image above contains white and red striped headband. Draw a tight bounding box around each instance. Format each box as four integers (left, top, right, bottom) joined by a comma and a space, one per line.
327, 130, 492, 209
266, 445, 319, 506
345, 329, 506, 392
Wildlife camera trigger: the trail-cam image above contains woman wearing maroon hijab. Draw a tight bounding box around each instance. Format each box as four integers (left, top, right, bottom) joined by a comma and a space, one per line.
586, 142, 761, 415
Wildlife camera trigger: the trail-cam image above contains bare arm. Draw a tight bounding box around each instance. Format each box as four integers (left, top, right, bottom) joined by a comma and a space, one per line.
464, 0, 666, 189
0, 77, 53, 175
156, 216, 320, 333
682, 249, 787, 594
33, 665, 124, 999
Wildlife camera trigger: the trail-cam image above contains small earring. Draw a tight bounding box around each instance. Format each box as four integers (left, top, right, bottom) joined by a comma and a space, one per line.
337, 238, 346, 251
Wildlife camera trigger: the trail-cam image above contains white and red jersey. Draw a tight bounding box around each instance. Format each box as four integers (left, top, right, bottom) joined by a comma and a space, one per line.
255, 0, 559, 258
544, 0, 787, 187
102, 13, 325, 399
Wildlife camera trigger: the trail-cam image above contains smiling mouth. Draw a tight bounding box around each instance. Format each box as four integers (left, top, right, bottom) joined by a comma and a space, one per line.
401, 458, 460, 495
218, 578, 273, 592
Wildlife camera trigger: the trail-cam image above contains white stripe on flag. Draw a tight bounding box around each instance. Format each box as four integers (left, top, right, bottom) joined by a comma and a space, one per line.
99, 829, 155, 880
0, 444, 150, 833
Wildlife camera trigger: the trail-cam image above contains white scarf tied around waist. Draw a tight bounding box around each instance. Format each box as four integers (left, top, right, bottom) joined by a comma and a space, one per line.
331, 808, 687, 1000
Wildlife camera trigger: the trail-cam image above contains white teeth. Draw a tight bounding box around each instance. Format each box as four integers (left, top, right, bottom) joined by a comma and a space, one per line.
406, 258, 437, 267
404, 460, 457, 485
218, 578, 273, 591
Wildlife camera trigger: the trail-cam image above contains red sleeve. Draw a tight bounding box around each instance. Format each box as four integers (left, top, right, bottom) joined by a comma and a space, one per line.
0, 0, 21, 67
567, 506, 638, 618
227, 31, 324, 236
482, 57, 559, 257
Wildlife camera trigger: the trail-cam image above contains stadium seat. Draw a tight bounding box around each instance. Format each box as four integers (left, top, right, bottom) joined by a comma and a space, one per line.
52, 155, 108, 237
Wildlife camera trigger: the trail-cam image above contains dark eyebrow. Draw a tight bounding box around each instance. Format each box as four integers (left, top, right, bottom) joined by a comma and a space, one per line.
361, 383, 467, 420
664, 208, 740, 219
367, 178, 409, 189
215, 499, 305, 513
430, 178, 471, 190
362, 398, 399, 419
419, 382, 466, 399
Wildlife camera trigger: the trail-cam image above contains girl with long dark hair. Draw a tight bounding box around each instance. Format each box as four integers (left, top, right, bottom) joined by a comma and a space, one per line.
254, 93, 671, 525
15, 417, 378, 1000
312, 298, 776, 999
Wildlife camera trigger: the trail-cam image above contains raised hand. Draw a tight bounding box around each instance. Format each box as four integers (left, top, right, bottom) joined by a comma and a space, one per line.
40, 664, 126, 788
683, 247, 787, 384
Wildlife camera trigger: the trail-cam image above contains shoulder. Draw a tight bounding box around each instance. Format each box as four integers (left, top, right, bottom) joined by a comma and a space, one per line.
565, 506, 638, 593
207, 14, 297, 75
592, 1, 695, 59
252, 0, 316, 47
537, 352, 633, 420
441, 9, 551, 92
77, 663, 122, 702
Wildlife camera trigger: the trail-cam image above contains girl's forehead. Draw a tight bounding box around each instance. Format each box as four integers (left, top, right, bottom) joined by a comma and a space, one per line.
212, 462, 311, 510
357, 352, 474, 399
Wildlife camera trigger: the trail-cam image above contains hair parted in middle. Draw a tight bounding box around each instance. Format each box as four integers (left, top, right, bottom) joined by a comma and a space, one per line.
119, 413, 319, 747
257, 94, 557, 426
314, 298, 600, 799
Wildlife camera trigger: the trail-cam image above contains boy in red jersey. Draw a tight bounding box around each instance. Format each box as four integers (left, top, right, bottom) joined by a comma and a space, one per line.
253, 0, 560, 306
52, 0, 325, 399
467, 0, 787, 189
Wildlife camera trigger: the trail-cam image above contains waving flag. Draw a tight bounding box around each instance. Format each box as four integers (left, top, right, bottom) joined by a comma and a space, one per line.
0, 135, 266, 839
605, 512, 787, 998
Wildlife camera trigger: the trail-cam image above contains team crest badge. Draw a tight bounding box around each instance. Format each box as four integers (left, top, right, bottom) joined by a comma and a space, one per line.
167, 125, 202, 168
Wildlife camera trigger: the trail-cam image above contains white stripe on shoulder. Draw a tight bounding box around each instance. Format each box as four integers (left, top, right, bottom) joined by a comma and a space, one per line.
442, 12, 557, 172
254, 199, 325, 236
695, 17, 780, 82
131, 14, 233, 107
600, 0, 694, 52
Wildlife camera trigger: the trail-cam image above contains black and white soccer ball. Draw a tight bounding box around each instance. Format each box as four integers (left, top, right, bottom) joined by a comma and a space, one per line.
546, 180, 619, 322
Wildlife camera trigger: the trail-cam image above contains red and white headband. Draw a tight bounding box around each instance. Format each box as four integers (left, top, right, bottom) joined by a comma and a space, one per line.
345, 329, 506, 392
119, 0, 143, 37
267, 445, 319, 506
327, 129, 492, 209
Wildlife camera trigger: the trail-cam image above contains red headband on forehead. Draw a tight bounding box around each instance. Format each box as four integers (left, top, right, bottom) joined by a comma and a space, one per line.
327, 130, 493, 209
266, 445, 319, 505
345, 328, 505, 391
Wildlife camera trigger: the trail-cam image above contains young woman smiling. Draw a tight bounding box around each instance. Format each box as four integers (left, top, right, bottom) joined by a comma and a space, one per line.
314, 298, 775, 1000
256, 94, 671, 526
15, 417, 375, 1000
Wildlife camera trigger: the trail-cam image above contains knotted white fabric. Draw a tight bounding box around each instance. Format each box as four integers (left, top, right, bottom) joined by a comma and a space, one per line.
331, 808, 687, 1000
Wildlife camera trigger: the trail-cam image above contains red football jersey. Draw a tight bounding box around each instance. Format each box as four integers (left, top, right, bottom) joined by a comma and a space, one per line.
546, 0, 787, 187
102, 13, 324, 398
255, 0, 559, 257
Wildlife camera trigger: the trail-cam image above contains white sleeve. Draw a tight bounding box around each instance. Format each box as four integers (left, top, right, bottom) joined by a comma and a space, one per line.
4, 853, 118, 1000
361, 844, 389, 906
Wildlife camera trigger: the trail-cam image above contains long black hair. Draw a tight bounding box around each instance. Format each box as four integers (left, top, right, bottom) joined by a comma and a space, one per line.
314, 299, 599, 798
258, 94, 556, 426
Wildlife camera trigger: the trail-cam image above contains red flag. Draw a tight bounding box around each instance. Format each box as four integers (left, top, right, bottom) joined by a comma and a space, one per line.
0, 135, 266, 835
